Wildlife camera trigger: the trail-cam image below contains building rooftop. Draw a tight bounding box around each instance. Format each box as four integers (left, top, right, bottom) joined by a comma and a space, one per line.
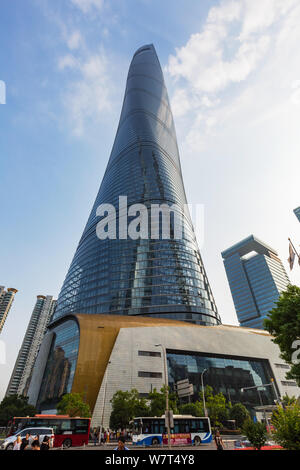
221, 234, 278, 259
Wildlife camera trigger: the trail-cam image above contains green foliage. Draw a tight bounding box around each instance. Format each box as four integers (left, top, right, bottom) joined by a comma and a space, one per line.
264, 285, 300, 386
242, 420, 268, 450
281, 394, 297, 407
271, 404, 300, 450
57, 393, 91, 418
178, 402, 203, 417
229, 403, 250, 429
109, 389, 150, 431
206, 392, 227, 427
109, 386, 179, 430
203, 385, 213, 399
0, 395, 37, 426
148, 386, 178, 417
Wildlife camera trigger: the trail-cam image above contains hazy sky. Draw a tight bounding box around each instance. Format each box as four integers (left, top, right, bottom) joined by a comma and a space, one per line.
0, 0, 299, 400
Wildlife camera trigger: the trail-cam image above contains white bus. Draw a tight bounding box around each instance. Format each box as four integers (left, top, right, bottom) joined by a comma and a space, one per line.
132, 415, 212, 446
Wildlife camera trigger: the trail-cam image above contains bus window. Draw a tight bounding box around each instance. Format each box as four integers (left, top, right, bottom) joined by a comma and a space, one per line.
173, 423, 180, 433
142, 423, 151, 434
60, 419, 72, 433
153, 420, 160, 434
75, 419, 89, 434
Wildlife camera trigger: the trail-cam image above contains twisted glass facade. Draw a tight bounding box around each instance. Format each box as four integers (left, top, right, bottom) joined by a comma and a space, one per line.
52, 44, 220, 326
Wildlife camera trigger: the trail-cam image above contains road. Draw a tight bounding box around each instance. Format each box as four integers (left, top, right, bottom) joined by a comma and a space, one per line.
52, 436, 240, 451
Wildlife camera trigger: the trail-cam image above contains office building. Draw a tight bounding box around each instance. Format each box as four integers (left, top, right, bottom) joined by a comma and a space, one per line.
52, 44, 220, 327
222, 235, 290, 329
6, 295, 56, 396
0, 286, 18, 333
294, 207, 300, 222
27, 314, 300, 425
29, 44, 222, 412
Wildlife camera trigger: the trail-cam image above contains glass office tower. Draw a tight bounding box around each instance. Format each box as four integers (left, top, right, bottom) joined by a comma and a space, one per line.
294, 207, 300, 222
222, 235, 290, 329
52, 44, 220, 327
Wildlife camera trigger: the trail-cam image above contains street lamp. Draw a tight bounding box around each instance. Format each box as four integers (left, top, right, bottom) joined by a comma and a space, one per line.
155, 343, 171, 449
99, 360, 111, 445
240, 385, 270, 432
201, 369, 208, 417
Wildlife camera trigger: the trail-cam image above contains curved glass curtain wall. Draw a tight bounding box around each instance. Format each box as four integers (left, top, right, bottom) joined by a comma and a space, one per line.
52, 44, 220, 326
37, 319, 80, 411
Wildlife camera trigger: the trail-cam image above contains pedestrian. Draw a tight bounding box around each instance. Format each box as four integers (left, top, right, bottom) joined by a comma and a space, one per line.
214, 431, 225, 450
93, 428, 98, 446
106, 429, 110, 443
13, 435, 22, 450
20, 433, 30, 451
31, 439, 41, 450
114, 436, 129, 451
40, 436, 50, 450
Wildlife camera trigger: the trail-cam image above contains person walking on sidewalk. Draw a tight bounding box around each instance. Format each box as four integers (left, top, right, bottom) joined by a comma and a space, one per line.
214, 431, 225, 450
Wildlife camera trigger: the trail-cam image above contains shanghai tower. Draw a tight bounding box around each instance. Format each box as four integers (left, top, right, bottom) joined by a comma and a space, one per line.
52, 44, 220, 327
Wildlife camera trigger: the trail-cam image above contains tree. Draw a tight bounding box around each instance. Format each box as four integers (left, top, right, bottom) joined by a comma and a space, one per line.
206, 392, 227, 428
110, 389, 150, 431
0, 395, 37, 426
148, 386, 178, 417
229, 403, 250, 429
271, 404, 300, 450
242, 420, 267, 450
57, 393, 91, 418
281, 394, 297, 407
178, 402, 200, 416
264, 285, 300, 386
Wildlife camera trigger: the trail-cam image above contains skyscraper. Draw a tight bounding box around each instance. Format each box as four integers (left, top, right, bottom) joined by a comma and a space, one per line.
31, 44, 221, 413
0, 286, 18, 333
6, 295, 56, 396
52, 44, 220, 327
294, 207, 300, 222
222, 235, 290, 329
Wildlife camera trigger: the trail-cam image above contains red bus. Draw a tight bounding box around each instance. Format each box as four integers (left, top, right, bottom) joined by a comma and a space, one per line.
7, 415, 91, 448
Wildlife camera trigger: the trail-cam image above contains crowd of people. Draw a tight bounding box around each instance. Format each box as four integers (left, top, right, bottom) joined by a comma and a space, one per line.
90, 427, 131, 445
12, 433, 51, 451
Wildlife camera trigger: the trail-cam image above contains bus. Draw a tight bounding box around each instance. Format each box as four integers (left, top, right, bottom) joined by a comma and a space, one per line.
132, 415, 212, 446
7, 415, 91, 448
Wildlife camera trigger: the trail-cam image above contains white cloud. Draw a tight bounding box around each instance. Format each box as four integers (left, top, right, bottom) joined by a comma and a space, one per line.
239, 0, 297, 40
67, 31, 83, 50
166, 0, 300, 156
70, 0, 104, 14
167, 1, 271, 94
58, 54, 77, 70
59, 51, 112, 136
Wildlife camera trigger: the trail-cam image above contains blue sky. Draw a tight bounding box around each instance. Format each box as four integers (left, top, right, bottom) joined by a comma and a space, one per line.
1, 0, 299, 400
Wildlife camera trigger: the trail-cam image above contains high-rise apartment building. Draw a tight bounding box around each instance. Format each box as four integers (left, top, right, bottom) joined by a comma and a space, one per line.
0, 286, 18, 333
6, 295, 56, 396
222, 235, 290, 329
294, 207, 300, 222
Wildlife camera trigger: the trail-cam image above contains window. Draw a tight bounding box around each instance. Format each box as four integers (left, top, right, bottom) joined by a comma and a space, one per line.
138, 371, 162, 378
138, 351, 161, 357
275, 363, 290, 370
281, 380, 297, 387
